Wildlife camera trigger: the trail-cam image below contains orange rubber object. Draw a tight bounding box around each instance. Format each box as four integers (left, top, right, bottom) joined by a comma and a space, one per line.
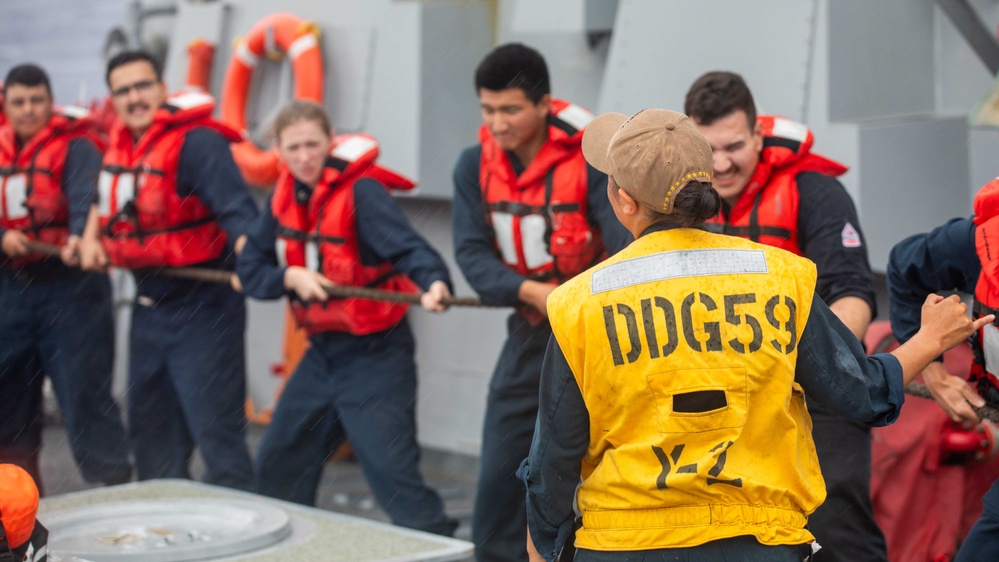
185, 38, 215, 91
0, 464, 39, 549
220, 13, 323, 187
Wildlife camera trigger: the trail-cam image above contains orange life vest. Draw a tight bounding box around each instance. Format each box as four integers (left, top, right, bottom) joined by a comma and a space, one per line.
970, 178, 999, 407
0, 108, 105, 267
705, 115, 848, 255
272, 133, 419, 336
478, 99, 605, 283
98, 91, 237, 268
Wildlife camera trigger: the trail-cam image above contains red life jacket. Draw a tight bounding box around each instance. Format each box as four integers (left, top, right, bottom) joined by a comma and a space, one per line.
478, 99, 605, 283
98, 91, 238, 268
970, 178, 999, 407
705, 115, 848, 255
272, 133, 420, 336
0, 107, 106, 267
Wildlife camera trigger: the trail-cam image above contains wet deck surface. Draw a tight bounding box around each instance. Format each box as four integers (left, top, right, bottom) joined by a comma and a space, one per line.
38, 419, 479, 556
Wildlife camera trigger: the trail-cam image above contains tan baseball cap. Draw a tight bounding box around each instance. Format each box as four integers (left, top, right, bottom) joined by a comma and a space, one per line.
582, 109, 712, 214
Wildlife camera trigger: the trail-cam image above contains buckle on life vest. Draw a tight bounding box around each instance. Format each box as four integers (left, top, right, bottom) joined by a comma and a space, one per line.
977, 373, 999, 410
546, 202, 581, 230
105, 201, 143, 243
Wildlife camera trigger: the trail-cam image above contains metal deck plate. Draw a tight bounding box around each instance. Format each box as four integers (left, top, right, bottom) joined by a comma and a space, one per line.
40, 480, 473, 561
45, 498, 292, 561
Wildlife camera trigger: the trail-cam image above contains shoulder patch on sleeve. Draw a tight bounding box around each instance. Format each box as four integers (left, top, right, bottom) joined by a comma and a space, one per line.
842, 222, 862, 248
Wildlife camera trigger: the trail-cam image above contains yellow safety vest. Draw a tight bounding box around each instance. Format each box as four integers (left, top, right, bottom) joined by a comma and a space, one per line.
547, 227, 821, 551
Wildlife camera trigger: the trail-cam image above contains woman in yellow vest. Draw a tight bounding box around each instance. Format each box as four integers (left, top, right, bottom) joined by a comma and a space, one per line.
520, 108, 990, 562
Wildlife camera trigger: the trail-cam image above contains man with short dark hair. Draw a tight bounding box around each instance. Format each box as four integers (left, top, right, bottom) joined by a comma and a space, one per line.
0, 63, 131, 491
685, 71, 884, 562
452, 43, 631, 561
80, 50, 257, 490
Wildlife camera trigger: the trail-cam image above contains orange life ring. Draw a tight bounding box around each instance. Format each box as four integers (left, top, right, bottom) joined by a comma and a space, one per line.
220, 13, 323, 187
185, 38, 215, 91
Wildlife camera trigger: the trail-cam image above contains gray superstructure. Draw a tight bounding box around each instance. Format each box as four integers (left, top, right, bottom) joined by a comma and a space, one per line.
2, 0, 996, 463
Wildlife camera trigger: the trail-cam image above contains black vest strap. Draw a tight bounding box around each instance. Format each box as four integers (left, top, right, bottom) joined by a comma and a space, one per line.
275, 225, 346, 246
748, 189, 764, 242
104, 204, 216, 242
103, 163, 166, 177
485, 200, 579, 217
0, 166, 54, 177
0, 518, 14, 562
974, 300, 999, 323
720, 224, 793, 240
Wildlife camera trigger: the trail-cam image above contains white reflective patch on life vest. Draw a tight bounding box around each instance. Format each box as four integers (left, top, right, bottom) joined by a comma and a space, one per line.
771, 118, 809, 143
288, 34, 318, 61
591, 249, 769, 294
557, 103, 594, 131
22, 540, 46, 562
275, 237, 289, 268
169, 90, 214, 110
306, 240, 320, 272
332, 135, 378, 162
97, 170, 115, 216
2, 173, 29, 220
842, 222, 862, 248
115, 173, 136, 211
58, 104, 89, 119
490, 212, 519, 266
983, 323, 999, 377
521, 214, 554, 270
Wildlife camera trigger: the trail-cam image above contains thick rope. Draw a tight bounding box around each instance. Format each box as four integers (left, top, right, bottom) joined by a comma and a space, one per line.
905, 382, 999, 424
25, 240, 495, 308
24, 240, 61, 258
23, 242, 999, 415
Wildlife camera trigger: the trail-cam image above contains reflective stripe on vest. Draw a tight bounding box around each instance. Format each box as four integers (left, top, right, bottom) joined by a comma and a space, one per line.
1, 173, 28, 220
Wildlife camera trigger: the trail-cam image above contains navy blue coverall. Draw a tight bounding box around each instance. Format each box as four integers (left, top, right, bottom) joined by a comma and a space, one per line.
124, 128, 257, 490
238, 176, 458, 536
888, 216, 999, 562
0, 138, 131, 492
452, 145, 632, 561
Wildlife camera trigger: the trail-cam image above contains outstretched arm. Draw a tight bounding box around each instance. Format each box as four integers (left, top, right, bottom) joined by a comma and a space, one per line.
887, 217, 982, 421
797, 294, 989, 426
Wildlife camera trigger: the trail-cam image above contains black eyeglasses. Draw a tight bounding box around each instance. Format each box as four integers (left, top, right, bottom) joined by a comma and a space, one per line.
110, 79, 157, 98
